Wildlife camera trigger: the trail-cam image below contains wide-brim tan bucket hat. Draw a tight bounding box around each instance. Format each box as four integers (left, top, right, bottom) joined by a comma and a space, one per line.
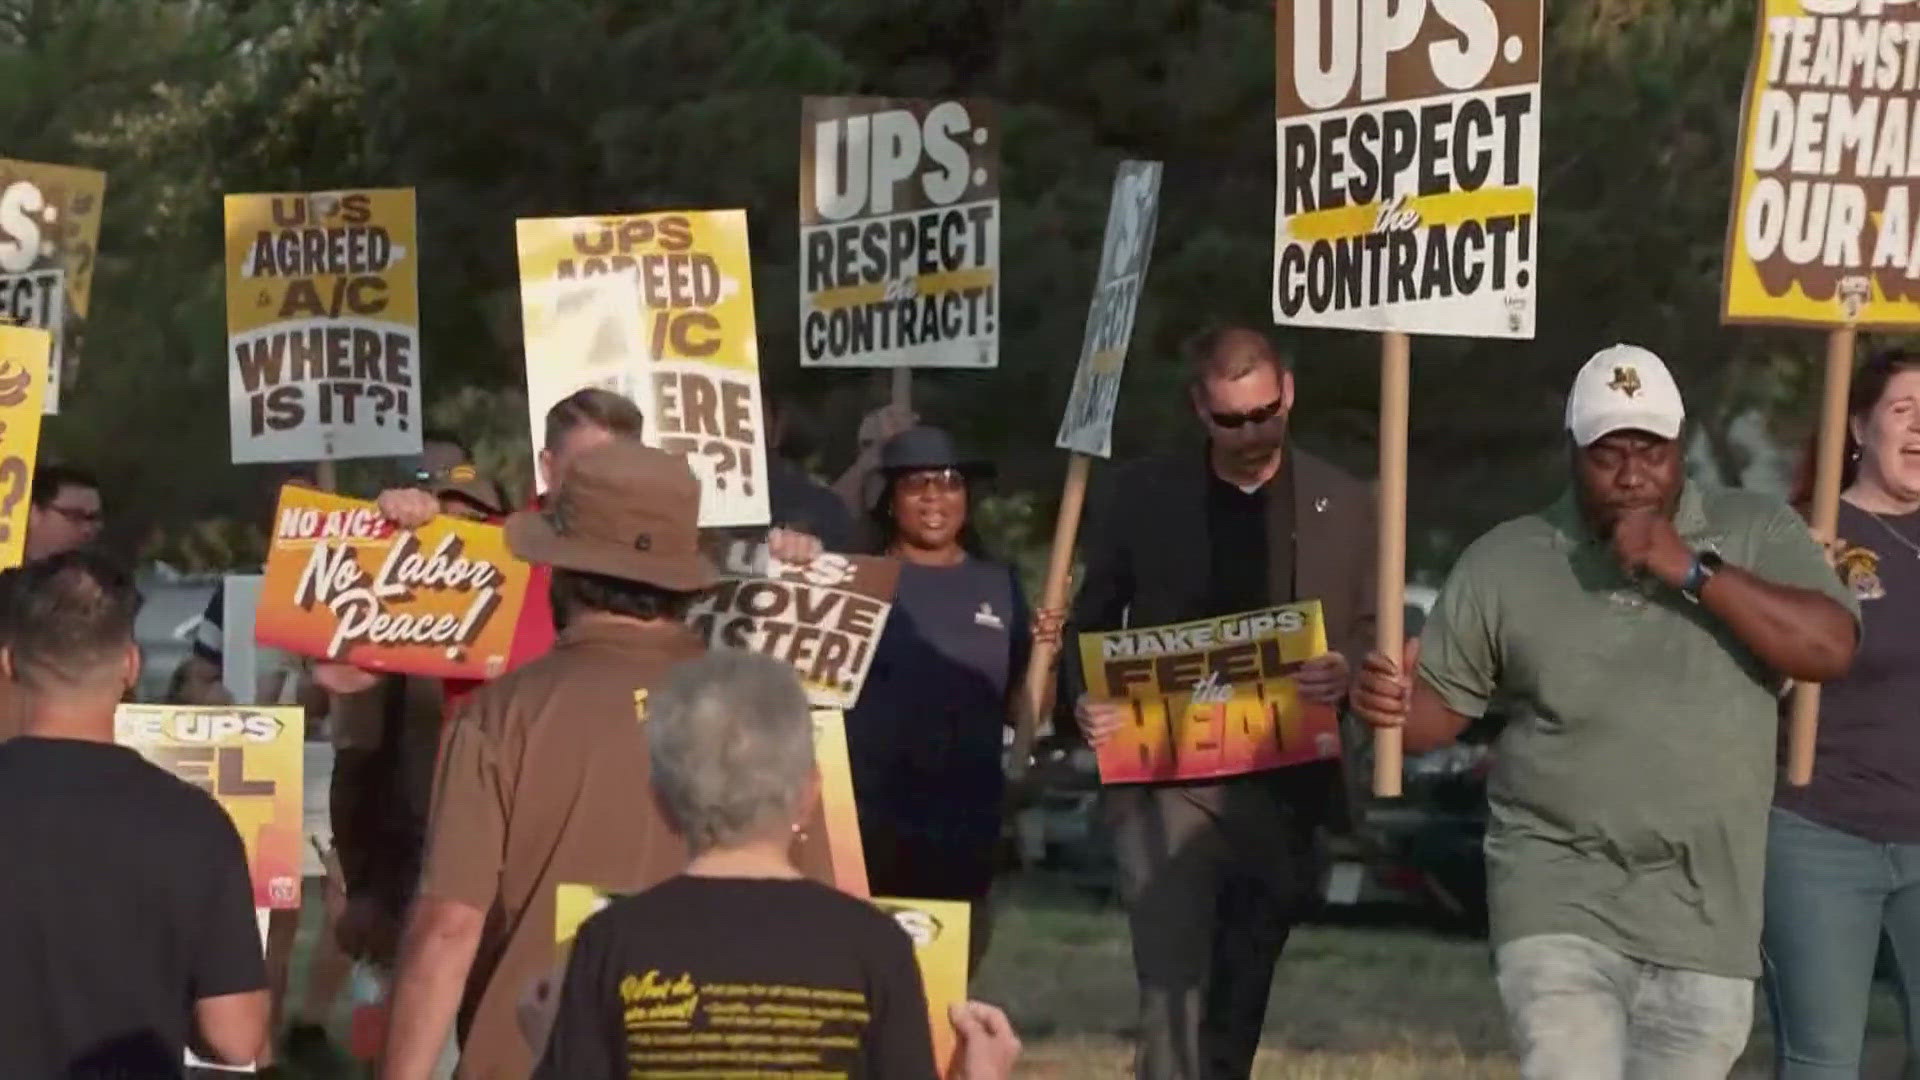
504, 440, 718, 592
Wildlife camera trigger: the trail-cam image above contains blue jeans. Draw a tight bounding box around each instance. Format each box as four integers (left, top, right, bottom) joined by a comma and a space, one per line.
1762, 807, 1920, 1078
1496, 934, 1753, 1079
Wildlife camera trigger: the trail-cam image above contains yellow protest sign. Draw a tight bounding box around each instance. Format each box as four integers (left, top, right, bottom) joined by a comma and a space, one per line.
0, 326, 49, 569
873, 897, 971, 1073
224, 188, 422, 462
0, 159, 105, 413
1080, 600, 1339, 784
516, 210, 770, 526
1723, 0, 1920, 327
116, 704, 306, 909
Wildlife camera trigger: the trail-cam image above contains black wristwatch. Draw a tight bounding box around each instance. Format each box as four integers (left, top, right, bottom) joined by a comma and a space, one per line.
1681, 550, 1724, 603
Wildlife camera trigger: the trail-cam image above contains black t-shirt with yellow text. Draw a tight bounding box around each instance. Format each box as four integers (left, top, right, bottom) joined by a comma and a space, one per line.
535, 875, 936, 1080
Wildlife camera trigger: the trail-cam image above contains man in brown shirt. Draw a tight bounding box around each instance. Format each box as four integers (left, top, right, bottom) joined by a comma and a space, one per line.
379, 440, 718, 1080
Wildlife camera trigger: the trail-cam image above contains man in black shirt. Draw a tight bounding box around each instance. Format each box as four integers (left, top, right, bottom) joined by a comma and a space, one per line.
0, 550, 269, 1076
1066, 325, 1377, 1080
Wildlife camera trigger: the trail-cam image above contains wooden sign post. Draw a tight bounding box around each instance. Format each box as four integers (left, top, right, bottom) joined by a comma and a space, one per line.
1372, 332, 1412, 798
1009, 452, 1092, 780
1783, 328, 1856, 785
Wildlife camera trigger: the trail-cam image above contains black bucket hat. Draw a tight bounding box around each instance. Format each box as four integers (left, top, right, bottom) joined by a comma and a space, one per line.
868, 426, 994, 511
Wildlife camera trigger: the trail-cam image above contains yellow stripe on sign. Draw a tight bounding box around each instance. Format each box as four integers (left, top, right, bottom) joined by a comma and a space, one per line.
1288, 188, 1537, 244
812, 268, 996, 311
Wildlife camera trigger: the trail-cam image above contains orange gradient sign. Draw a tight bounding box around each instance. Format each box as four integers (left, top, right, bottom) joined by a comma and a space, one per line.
809, 708, 868, 895
116, 705, 305, 908
256, 485, 532, 679
874, 897, 970, 1072
1082, 600, 1339, 784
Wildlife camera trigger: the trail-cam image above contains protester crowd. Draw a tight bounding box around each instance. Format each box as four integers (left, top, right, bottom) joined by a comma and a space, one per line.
0, 325, 1915, 1080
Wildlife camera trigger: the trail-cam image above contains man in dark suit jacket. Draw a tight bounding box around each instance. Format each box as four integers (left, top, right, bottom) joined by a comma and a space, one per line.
1066, 324, 1377, 1080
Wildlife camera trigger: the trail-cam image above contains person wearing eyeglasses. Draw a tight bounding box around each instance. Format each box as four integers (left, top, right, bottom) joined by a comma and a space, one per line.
24, 463, 103, 563
842, 425, 1058, 972
1064, 324, 1377, 1080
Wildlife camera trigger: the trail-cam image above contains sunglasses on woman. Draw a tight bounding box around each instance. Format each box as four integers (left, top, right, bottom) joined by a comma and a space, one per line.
896, 469, 967, 495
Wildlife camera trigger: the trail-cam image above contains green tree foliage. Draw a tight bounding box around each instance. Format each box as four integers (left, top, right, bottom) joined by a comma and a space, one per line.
0, 0, 1852, 572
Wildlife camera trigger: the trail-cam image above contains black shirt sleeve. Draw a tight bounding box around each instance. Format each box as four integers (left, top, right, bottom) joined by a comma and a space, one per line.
863, 917, 940, 1080
192, 582, 226, 666
191, 800, 267, 1000
534, 915, 621, 1080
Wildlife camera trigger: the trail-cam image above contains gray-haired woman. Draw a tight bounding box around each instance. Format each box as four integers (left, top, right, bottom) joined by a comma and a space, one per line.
532, 651, 1022, 1080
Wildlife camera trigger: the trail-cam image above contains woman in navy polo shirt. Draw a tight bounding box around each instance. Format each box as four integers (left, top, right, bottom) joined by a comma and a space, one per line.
845, 426, 1043, 968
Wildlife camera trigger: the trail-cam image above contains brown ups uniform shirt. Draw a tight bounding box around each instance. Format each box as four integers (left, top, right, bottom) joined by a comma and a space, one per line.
419, 617, 704, 1079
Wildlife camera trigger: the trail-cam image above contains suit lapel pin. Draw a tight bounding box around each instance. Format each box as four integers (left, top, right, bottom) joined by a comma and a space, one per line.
1314, 497, 1329, 513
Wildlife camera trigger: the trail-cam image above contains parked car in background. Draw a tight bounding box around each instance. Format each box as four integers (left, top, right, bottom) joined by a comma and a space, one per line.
133, 568, 222, 702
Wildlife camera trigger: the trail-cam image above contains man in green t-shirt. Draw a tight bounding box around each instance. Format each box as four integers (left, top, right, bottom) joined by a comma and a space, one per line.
1354, 344, 1859, 1078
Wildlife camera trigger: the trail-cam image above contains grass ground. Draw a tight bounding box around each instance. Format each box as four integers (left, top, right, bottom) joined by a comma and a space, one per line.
278, 873, 1910, 1078
972, 876, 1911, 1079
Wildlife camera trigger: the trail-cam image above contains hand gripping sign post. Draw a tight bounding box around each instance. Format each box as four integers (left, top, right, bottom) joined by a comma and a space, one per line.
0, 158, 105, 415
1721, 0, 1920, 784
1274, 0, 1543, 796
799, 96, 1002, 411
225, 189, 423, 474
1009, 161, 1163, 783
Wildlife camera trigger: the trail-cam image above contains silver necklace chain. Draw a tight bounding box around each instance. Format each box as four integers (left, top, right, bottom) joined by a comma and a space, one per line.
1865, 507, 1920, 559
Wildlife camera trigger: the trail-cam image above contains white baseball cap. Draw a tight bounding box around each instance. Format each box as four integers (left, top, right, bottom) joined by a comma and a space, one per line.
1564, 344, 1686, 447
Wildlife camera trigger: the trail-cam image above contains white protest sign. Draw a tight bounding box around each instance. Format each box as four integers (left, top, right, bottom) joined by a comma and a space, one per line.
520, 267, 655, 492
1272, 0, 1543, 338
1056, 161, 1163, 458
799, 96, 1000, 369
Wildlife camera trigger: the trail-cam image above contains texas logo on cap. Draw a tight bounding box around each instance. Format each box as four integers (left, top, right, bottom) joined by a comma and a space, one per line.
1607, 366, 1642, 399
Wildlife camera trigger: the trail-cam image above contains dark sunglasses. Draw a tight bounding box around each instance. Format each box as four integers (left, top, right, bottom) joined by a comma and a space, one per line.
1207, 396, 1286, 429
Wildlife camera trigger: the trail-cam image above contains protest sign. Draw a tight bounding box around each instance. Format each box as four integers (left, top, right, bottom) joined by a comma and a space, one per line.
116, 704, 305, 909
1056, 161, 1163, 458
799, 96, 1000, 369
1271, 0, 1542, 337
687, 539, 900, 710
1080, 601, 1338, 784
517, 210, 770, 527
224, 189, 422, 463
0, 159, 105, 414
809, 707, 870, 896
0, 326, 49, 568
874, 897, 970, 1073
255, 485, 532, 679
1013, 162, 1165, 773
1724, 0, 1920, 327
